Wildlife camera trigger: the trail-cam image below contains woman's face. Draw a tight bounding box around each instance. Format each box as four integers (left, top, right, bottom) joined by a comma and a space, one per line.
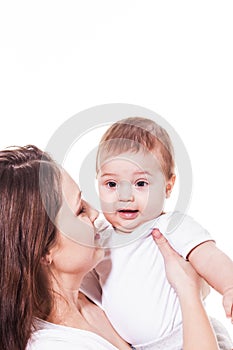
50, 170, 104, 276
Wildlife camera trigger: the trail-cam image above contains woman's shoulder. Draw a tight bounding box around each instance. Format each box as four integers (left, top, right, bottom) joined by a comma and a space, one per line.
27, 319, 118, 350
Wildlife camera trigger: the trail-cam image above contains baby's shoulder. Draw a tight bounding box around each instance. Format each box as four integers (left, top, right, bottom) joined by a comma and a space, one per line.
157, 211, 201, 232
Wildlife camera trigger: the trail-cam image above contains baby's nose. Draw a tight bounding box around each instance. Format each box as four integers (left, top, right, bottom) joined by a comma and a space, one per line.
117, 181, 134, 201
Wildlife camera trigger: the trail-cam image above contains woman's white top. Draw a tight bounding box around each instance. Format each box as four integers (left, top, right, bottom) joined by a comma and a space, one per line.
27, 318, 118, 350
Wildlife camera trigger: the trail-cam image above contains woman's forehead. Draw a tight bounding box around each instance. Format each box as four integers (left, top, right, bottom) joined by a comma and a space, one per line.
61, 170, 81, 203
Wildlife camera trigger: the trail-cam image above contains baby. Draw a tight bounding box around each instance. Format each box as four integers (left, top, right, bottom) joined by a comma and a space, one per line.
81, 117, 233, 349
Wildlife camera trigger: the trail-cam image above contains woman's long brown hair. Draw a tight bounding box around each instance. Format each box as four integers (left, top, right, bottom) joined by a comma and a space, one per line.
0, 145, 62, 350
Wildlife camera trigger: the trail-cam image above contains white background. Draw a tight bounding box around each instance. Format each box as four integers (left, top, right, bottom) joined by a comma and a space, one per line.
0, 1, 232, 338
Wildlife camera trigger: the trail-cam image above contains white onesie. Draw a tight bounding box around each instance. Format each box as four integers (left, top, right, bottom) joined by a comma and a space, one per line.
81, 212, 213, 349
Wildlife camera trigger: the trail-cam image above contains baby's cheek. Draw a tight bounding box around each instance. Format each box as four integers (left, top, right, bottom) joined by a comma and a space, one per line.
101, 211, 117, 230
99, 188, 117, 204
100, 198, 116, 214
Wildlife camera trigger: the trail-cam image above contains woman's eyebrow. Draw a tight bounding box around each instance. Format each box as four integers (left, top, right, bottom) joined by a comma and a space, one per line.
76, 191, 82, 207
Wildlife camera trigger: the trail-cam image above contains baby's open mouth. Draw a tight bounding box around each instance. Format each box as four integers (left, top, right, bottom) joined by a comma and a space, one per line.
117, 209, 139, 219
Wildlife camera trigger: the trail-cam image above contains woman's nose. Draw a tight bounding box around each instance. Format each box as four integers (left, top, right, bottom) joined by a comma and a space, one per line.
90, 207, 99, 223
83, 200, 99, 223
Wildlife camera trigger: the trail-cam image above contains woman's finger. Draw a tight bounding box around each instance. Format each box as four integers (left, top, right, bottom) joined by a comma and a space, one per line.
152, 229, 175, 259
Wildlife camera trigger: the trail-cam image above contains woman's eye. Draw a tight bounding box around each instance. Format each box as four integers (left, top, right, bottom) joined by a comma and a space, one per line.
136, 181, 148, 187
77, 205, 86, 216
106, 181, 117, 188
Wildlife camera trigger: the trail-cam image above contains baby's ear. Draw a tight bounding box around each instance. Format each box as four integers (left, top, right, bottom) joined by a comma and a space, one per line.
165, 174, 176, 198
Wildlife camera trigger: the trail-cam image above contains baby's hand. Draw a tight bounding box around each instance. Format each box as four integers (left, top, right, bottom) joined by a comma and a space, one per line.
223, 287, 233, 323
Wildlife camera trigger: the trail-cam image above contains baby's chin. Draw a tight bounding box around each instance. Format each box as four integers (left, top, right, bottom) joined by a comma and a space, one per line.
113, 220, 145, 234
114, 226, 134, 234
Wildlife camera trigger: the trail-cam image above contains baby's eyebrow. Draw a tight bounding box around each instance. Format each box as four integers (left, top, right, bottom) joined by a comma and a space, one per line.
134, 171, 153, 177
100, 172, 118, 178
100, 171, 153, 178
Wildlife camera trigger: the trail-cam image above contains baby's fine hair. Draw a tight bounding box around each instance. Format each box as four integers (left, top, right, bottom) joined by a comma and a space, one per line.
96, 116, 175, 180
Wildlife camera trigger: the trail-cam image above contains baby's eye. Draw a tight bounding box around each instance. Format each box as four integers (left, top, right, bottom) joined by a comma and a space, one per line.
106, 181, 117, 188
135, 180, 148, 187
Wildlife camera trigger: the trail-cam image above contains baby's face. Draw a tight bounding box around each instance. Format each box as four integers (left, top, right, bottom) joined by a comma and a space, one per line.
97, 150, 172, 233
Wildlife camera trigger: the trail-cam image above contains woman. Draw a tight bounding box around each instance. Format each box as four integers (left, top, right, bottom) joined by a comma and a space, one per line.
0, 145, 227, 349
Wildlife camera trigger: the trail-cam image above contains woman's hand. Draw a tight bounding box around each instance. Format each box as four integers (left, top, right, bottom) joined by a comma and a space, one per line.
152, 229, 209, 299
152, 229, 219, 350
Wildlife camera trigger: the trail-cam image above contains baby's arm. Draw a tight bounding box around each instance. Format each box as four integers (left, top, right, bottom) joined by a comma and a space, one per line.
188, 241, 233, 322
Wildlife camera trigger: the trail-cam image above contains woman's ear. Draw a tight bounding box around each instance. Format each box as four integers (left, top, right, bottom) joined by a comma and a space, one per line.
40, 253, 52, 266
166, 174, 176, 198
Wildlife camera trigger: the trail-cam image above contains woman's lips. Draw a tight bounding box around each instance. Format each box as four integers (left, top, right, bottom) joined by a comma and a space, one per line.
117, 209, 139, 220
